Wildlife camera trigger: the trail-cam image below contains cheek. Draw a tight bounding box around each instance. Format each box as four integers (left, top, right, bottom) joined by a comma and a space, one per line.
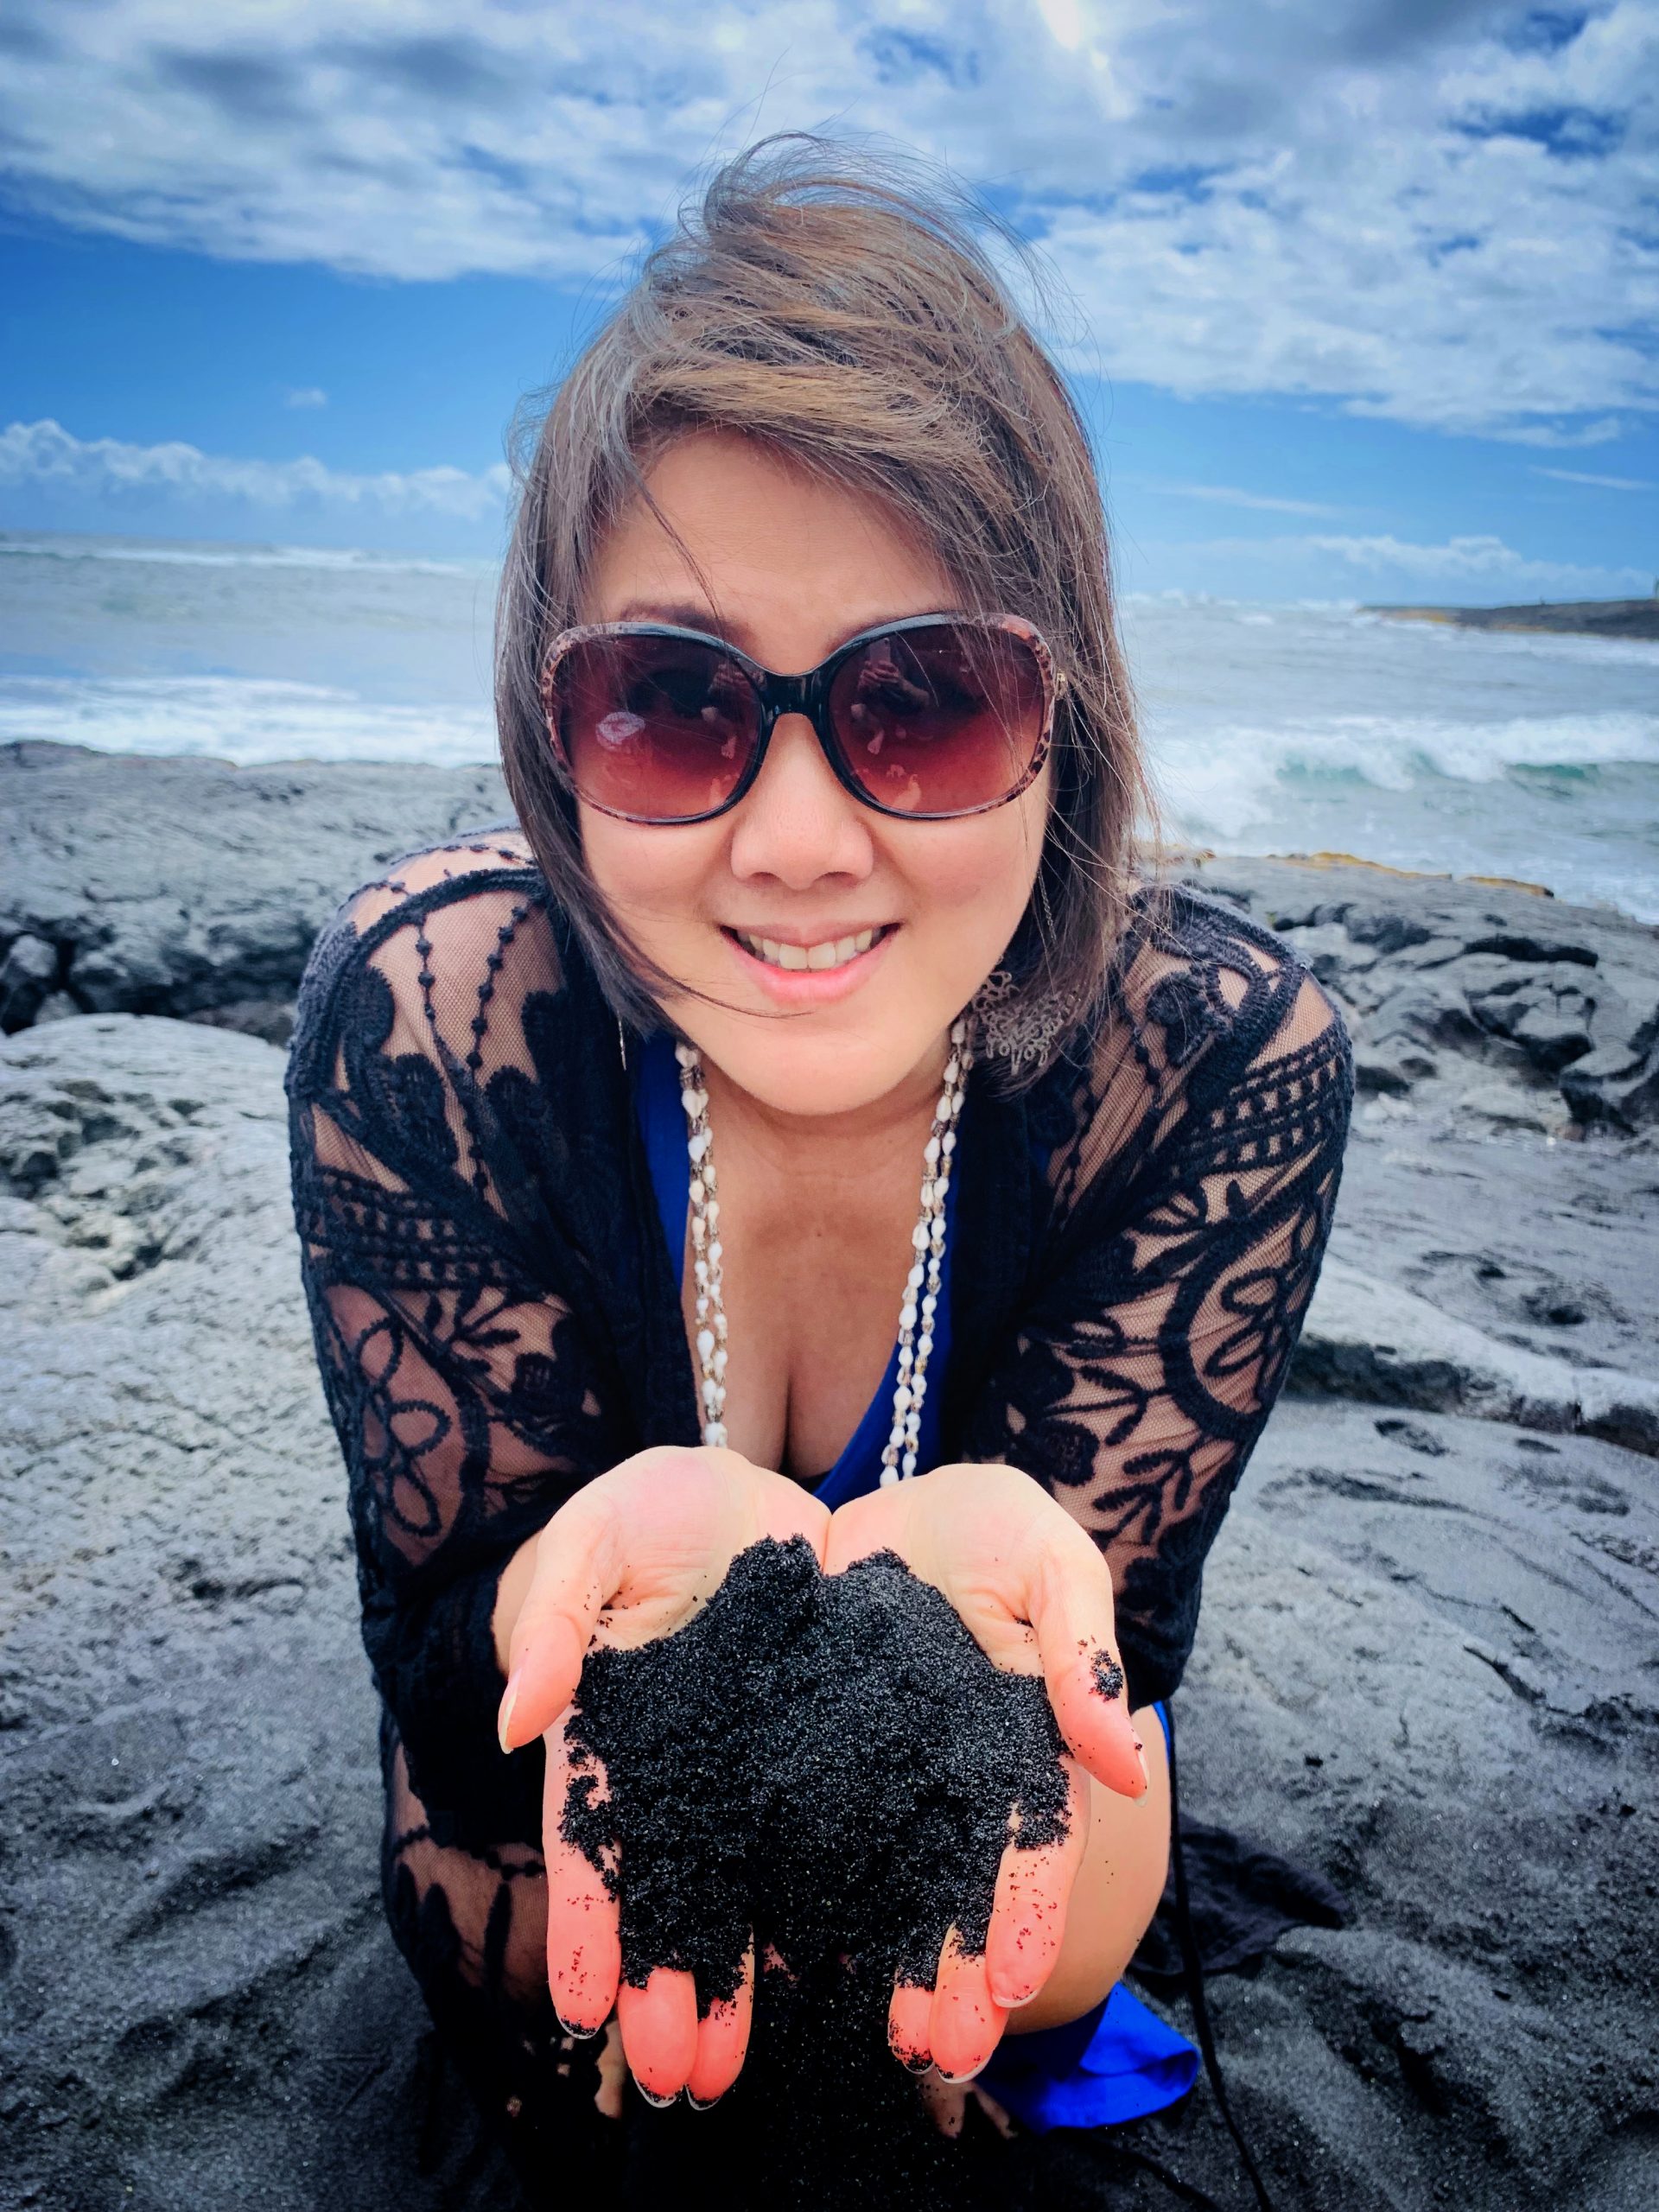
896, 795, 1047, 938
579, 811, 719, 940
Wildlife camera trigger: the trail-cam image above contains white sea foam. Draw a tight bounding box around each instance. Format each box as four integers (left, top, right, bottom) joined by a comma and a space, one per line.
0, 531, 486, 578
0, 675, 495, 766
1156, 711, 1659, 840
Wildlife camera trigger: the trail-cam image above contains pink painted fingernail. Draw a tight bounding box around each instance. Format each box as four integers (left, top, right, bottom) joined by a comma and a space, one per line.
497, 1671, 521, 1754
936, 2059, 994, 2085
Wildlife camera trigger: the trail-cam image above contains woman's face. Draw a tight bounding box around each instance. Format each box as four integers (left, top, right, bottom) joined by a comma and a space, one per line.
578, 430, 1051, 1120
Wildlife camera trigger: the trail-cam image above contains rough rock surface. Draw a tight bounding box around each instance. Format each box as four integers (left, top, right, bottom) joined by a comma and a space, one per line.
1172, 851, 1659, 1134
0, 741, 512, 1044
3, 760, 1657, 2210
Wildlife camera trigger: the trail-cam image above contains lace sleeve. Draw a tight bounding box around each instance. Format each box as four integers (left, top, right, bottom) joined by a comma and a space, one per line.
285, 842, 625, 1847
963, 904, 1353, 1708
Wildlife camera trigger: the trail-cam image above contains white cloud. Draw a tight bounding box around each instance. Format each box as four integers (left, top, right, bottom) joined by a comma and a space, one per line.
1144, 482, 1340, 517
1533, 465, 1656, 491
0, 3, 1653, 441
282, 385, 328, 410
0, 419, 512, 522
1291, 531, 1648, 594
1485, 417, 1627, 448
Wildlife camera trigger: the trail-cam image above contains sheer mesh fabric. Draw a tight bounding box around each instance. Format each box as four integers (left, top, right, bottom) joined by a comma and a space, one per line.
966, 906, 1352, 1701
285, 834, 1351, 2149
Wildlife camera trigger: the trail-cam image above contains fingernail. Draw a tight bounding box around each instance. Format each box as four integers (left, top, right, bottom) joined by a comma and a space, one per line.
988, 1982, 1039, 2010
896, 2050, 933, 2075
937, 2059, 992, 2085
555, 2011, 602, 2041
634, 2082, 679, 2109
685, 2089, 724, 2111
497, 1672, 520, 1754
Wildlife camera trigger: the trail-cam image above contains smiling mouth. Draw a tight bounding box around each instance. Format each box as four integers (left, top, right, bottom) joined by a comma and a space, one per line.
725, 925, 895, 973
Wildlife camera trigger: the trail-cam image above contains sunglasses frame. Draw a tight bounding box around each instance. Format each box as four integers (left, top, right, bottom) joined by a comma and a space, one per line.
538, 609, 1064, 826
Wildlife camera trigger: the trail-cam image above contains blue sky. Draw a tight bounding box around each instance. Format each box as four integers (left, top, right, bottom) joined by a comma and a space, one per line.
2, 0, 1655, 603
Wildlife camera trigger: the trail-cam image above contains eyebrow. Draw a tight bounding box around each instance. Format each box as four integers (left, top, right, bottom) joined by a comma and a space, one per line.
610, 601, 759, 652
605, 600, 958, 664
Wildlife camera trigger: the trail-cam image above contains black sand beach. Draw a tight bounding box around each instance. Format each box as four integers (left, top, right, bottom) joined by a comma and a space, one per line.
3, 741, 1656, 2209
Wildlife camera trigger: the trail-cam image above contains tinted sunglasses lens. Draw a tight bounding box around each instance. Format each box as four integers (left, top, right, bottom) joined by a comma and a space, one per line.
549, 634, 760, 820
827, 623, 1047, 816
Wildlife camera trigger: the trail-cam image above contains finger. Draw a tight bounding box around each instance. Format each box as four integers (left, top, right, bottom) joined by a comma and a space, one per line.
929, 1927, 1008, 2083
985, 1756, 1090, 2010
617, 1967, 700, 2104
918, 2075, 1019, 2142
686, 1941, 754, 2106
823, 1482, 917, 1576
970, 2083, 1019, 2141
887, 1980, 934, 2074
500, 1494, 622, 1751
1025, 1526, 1147, 1800
754, 1476, 833, 1564
593, 2018, 626, 2121
918, 2072, 968, 2138
543, 1708, 621, 2034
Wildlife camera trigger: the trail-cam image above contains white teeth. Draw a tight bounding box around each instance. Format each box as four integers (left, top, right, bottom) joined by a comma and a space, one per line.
735, 926, 882, 972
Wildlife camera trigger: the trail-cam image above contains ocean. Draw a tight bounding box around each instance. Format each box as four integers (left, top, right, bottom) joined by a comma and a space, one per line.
3, 530, 1655, 920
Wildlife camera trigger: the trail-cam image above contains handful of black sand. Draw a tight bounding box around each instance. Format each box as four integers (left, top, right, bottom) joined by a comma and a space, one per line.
563, 1537, 1072, 2205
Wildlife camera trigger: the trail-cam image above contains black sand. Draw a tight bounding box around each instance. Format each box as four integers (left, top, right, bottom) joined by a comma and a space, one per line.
563, 1537, 1072, 2206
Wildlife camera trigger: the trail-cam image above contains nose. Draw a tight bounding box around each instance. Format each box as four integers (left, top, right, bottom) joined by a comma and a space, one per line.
726, 713, 875, 890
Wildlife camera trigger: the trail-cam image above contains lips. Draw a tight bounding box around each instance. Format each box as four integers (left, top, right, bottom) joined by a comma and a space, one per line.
727, 925, 893, 973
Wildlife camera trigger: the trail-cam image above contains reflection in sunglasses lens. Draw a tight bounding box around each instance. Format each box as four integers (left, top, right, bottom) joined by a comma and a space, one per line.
830, 623, 1044, 816
557, 637, 758, 819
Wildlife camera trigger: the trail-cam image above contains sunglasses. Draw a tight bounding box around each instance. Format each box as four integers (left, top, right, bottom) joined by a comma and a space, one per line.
539, 611, 1062, 826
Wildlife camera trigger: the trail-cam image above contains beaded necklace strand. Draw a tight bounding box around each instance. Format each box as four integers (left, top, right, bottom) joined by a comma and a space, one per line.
675, 1017, 972, 1484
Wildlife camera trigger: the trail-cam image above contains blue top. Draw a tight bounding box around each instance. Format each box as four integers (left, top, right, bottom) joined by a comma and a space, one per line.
632, 1030, 1197, 2133
632, 1027, 955, 1506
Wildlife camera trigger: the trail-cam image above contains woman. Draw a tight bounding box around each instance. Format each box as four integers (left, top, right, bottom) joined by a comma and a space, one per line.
287, 139, 1351, 2191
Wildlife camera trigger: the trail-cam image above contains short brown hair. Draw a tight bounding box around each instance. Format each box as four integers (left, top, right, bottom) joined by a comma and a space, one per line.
495, 134, 1146, 1080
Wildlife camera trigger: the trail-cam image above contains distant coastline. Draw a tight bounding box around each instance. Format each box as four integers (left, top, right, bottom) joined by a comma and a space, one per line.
1364, 597, 1659, 641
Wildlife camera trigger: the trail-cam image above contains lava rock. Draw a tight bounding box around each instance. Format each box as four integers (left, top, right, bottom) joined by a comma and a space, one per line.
1173, 853, 1659, 1129
0, 931, 59, 1032
1, 740, 511, 1027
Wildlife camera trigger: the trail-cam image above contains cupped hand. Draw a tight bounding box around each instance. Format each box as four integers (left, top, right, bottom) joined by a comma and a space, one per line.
497, 1445, 830, 2105
823, 1462, 1147, 2083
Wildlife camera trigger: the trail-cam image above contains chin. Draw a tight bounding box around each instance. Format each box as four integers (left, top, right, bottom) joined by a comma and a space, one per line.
703, 1021, 939, 1118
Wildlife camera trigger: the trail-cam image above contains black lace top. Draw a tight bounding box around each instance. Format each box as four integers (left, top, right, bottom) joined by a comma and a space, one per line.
285, 832, 1351, 2026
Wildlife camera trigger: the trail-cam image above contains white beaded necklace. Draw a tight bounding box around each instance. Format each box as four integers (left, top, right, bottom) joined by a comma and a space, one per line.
674, 1018, 973, 1484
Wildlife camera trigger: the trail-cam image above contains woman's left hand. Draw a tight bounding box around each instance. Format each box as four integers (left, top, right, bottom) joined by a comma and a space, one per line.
823, 1462, 1148, 2084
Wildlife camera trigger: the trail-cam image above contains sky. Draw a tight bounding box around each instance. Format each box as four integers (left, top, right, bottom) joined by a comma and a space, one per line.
0, 0, 1655, 603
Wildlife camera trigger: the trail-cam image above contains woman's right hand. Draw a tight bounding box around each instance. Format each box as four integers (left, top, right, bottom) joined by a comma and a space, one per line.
494, 1445, 830, 2106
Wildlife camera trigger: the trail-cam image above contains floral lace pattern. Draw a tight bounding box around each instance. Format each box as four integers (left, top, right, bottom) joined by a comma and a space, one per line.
286, 833, 1351, 2135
